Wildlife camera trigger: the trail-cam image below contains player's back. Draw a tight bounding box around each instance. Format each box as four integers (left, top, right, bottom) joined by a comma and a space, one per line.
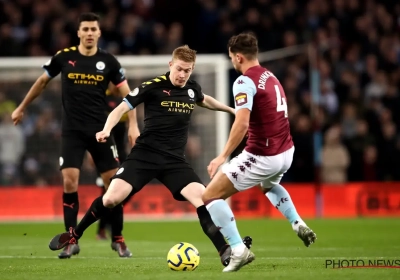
241, 65, 293, 156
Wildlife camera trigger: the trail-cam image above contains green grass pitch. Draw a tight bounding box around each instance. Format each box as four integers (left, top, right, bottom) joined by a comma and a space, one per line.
0, 218, 399, 279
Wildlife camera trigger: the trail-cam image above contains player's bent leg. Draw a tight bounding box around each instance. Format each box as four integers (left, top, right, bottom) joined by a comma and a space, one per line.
101, 178, 132, 257
262, 184, 317, 247
202, 170, 255, 272
49, 179, 133, 256
179, 182, 231, 266
260, 145, 317, 247
102, 178, 132, 207
96, 186, 109, 240
180, 182, 253, 267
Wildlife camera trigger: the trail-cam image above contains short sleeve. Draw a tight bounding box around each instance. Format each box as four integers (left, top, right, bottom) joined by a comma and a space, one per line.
108, 56, 126, 87
232, 76, 257, 112
194, 83, 204, 102
42, 51, 63, 78
123, 86, 150, 110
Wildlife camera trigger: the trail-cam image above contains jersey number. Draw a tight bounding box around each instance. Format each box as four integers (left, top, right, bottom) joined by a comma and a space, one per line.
274, 85, 288, 118
110, 145, 119, 159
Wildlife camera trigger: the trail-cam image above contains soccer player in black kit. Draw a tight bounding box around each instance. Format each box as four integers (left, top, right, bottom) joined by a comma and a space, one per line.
11, 13, 139, 259
49, 45, 252, 266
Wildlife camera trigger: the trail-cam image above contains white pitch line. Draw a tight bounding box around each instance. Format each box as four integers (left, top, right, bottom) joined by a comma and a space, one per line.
0, 256, 394, 260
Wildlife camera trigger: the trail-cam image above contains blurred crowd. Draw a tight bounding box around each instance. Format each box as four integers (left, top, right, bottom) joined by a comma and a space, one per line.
0, 0, 400, 186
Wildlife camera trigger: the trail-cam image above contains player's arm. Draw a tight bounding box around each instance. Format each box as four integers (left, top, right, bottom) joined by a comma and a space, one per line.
220, 109, 250, 158
115, 82, 139, 130
12, 54, 61, 125
220, 77, 256, 158
197, 94, 235, 115
103, 102, 131, 135
108, 60, 141, 139
16, 73, 52, 111
97, 86, 148, 142
207, 77, 256, 178
116, 82, 141, 146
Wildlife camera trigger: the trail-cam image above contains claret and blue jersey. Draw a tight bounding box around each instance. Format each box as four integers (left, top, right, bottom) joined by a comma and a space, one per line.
232, 65, 294, 156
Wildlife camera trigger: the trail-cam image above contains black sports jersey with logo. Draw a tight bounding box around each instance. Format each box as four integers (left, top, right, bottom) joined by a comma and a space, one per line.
124, 72, 204, 159
42, 46, 126, 131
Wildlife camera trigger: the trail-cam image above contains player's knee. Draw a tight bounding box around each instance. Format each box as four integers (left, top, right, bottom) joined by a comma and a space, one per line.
102, 194, 121, 208
201, 190, 215, 205
181, 183, 205, 208
100, 168, 118, 189
63, 177, 78, 192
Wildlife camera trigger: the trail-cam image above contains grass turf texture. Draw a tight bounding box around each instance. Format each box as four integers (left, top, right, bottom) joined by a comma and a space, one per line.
0, 219, 399, 280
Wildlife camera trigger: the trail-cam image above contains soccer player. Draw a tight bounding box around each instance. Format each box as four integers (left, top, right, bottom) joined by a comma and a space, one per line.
11, 13, 139, 259
96, 83, 130, 240
202, 33, 317, 272
49, 45, 252, 266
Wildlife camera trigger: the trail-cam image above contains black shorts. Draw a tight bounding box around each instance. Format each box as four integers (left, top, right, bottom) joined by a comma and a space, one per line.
60, 130, 119, 173
111, 148, 203, 201
112, 122, 127, 162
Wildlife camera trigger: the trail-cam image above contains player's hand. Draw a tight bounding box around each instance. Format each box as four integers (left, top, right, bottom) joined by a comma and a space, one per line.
128, 126, 140, 147
207, 155, 227, 179
11, 107, 24, 125
96, 130, 110, 143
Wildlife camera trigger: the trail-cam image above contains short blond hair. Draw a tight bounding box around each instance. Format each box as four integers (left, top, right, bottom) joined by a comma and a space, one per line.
172, 45, 197, 64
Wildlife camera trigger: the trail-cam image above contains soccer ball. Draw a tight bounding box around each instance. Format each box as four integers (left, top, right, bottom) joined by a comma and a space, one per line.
167, 242, 200, 271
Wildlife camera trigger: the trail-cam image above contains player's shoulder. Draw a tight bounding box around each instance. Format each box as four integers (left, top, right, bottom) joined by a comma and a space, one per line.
51, 46, 79, 59
185, 78, 201, 91
234, 74, 255, 84
140, 73, 170, 90
96, 48, 118, 60
245, 66, 277, 82
233, 75, 257, 91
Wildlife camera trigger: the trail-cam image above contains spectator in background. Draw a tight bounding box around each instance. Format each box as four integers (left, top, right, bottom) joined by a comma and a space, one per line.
0, 113, 25, 185
321, 125, 350, 184
0, 0, 399, 185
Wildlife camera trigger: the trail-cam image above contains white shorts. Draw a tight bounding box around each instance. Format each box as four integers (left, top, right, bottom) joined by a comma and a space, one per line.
222, 146, 294, 191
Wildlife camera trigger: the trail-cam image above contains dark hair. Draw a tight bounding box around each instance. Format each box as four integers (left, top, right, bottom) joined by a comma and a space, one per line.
227, 32, 258, 59
78, 13, 100, 28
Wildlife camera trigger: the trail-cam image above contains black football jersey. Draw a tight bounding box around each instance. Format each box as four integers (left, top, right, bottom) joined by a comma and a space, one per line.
106, 89, 128, 123
124, 72, 204, 159
42, 46, 126, 131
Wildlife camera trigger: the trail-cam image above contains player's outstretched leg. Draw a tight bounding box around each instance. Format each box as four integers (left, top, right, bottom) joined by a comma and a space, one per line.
100, 169, 130, 257
202, 172, 255, 273
196, 204, 253, 266
179, 182, 253, 267
49, 179, 133, 258
263, 184, 317, 247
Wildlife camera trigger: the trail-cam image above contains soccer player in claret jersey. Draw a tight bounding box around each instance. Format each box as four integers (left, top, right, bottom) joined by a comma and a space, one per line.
11, 13, 140, 259
48, 45, 253, 266
202, 33, 317, 272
